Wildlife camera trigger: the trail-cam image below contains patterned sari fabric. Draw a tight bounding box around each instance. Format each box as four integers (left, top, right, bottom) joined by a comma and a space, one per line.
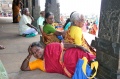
64, 26, 96, 55
89, 24, 98, 35
12, 2, 20, 23
42, 32, 60, 45
42, 24, 61, 45
44, 42, 95, 77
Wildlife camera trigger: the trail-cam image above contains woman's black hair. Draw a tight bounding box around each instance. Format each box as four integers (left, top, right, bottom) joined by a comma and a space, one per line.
63, 11, 76, 29
13, 0, 19, 6
63, 18, 70, 29
70, 11, 76, 18
43, 12, 54, 25
31, 42, 43, 48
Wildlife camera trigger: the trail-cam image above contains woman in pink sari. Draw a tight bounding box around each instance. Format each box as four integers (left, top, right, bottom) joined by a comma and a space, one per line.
21, 42, 95, 77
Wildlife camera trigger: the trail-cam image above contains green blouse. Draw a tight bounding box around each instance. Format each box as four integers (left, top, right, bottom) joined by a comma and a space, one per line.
43, 24, 56, 34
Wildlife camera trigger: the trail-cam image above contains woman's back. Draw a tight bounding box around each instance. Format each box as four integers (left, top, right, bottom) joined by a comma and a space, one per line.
65, 26, 83, 45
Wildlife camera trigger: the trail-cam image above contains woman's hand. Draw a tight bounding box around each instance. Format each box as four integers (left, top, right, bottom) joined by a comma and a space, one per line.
60, 42, 64, 50
28, 44, 32, 55
33, 27, 37, 31
64, 43, 90, 53
21, 44, 32, 71
29, 14, 34, 22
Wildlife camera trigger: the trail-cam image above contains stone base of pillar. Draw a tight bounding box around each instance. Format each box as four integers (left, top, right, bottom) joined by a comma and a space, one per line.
97, 65, 120, 79
91, 38, 120, 79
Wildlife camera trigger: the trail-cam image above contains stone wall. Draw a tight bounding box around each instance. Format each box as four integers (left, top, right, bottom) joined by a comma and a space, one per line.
92, 38, 120, 79
98, 0, 120, 43
92, 0, 120, 79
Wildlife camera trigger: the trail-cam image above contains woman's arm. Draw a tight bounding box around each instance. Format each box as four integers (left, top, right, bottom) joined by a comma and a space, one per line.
54, 30, 66, 36
29, 14, 34, 22
63, 43, 89, 52
26, 23, 37, 31
21, 45, 32, 71
21, 54, 32, 71
44, 24, 66, 36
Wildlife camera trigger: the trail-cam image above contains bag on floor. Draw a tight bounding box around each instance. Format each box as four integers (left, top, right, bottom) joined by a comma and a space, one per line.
72, 57, 98, 79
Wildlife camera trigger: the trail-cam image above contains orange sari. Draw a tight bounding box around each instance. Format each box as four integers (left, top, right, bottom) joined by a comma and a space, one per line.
64, 26, 96, 55
89, 24, 98, 35
12, 2, 20, 23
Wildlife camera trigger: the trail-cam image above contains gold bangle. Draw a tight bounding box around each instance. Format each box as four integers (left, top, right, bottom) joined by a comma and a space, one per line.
26, 58, 30, 61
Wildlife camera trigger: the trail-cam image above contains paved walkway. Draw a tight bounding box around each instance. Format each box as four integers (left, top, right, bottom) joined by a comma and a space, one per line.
0, 17, 69, 79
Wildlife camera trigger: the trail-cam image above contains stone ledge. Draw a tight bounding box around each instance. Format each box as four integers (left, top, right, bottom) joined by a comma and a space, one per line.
92, 38, 120, 79
92, 37, 120, 58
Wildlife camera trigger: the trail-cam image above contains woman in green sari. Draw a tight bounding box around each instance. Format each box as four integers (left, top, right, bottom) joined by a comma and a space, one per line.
41, 12, 65, 44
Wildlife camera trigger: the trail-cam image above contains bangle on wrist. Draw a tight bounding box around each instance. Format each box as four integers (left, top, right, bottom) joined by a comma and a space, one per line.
26, 57, 30, 61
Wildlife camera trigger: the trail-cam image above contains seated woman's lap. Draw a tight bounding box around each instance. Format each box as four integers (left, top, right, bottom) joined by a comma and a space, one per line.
23, 28, 38, 35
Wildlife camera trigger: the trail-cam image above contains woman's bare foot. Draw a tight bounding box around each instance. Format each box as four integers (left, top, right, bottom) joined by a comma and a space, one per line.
0, 45, 5, 50
22, 34, 26, 37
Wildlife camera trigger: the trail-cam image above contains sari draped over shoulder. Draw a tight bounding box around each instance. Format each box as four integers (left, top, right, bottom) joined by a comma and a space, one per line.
42, 32, 60, 45
44, 42, 95, 77
64, 26, 96, 55
42, 24, 60, 45
12, 2, 20, 23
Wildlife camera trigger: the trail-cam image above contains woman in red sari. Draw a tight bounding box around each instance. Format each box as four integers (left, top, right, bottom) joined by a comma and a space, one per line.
21, 42, 95, 77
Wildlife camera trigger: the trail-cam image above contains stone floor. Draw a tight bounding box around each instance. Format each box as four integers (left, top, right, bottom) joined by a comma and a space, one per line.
0, 17, 69, 79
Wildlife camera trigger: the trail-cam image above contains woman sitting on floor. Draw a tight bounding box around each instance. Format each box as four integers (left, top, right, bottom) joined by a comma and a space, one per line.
21, 42, 96, 78
41, 12, 65, 44
64, 12, 96, 55
19, 8, 38, 37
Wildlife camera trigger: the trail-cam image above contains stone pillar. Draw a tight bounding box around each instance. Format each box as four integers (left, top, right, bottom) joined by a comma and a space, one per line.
28, 0, 32, 14
32, 0, 41, 27
23, 0, 26, 8
45, 0, 60, 22
92, 0, 120, 79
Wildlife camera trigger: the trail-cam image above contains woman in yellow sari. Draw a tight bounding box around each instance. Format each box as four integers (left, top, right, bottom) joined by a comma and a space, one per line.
12, 0, 23, 23
64, 12, 96, 55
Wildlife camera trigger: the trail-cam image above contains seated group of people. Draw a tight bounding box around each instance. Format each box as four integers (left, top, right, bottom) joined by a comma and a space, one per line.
21, 8, 98, 78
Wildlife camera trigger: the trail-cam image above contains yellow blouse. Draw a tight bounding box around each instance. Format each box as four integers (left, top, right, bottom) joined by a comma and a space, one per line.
65, 26, 84, 45
65, 25, 96, 55
29, 59, 45, 71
